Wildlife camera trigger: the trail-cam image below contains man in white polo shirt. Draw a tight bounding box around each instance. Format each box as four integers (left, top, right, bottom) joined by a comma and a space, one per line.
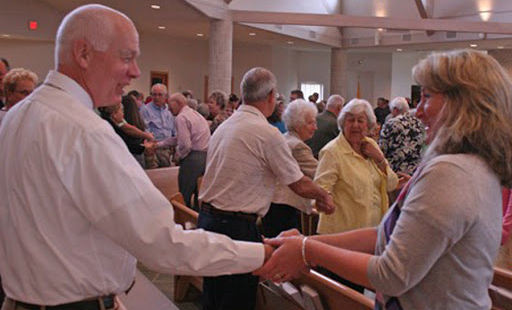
198, 67, 335, 310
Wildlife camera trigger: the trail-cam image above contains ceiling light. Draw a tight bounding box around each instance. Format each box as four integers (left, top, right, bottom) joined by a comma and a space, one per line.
196, 33, 204, 37
151, 4, 161, 9
249, 33, 256, 36
470, 44, 478, 48
396, 48, 403, 52
1, 34, 11, 38
158, 26, 165, 30
377, 28, 384, 32
287, 41, 294, 45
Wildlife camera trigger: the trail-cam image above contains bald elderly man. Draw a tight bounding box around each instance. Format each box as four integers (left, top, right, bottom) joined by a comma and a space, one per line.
0, 5, 272, 310
166, 93, 210, 208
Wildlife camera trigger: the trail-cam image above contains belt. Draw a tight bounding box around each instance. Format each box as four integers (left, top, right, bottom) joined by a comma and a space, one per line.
15, 295, 115, 310
201, 202, 258, 222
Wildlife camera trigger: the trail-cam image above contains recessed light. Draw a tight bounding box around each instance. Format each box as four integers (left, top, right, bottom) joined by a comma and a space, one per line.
196, 33, 204, 37
377, 28, 384, 32
1, 34, 11, 38
158, 26, 165, 30
287, 41, 294, 45
497, 46, 505, 49
396, 48, 403, 52
151, 4, 160, 9
249, 33, 256, 36
470, 44, 478, 47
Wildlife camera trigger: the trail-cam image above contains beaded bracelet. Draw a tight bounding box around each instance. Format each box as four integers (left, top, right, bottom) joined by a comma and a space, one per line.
302, 236, 309, 266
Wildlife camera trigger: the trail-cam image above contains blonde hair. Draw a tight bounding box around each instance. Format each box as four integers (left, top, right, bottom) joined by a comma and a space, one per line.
413, 49, 512, 186
3, 68, 38, 94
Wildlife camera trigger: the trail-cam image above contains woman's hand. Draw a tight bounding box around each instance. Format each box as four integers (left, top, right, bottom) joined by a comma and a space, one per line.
396, 172, 412, 189
360, 140, 384, 163
253, 236, 308, 283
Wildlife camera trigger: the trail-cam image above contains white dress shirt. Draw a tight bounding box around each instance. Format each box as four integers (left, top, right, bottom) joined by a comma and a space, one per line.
0, 70, 263, 305
199, 104, 304, 216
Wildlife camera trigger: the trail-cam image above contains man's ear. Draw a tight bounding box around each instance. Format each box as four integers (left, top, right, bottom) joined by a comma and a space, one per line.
73, 39, 94, 69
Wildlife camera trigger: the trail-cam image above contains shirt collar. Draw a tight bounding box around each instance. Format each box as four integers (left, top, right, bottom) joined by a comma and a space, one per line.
336, 133, 372, 157
237, 104, 266, 120
45, 70, 94, 110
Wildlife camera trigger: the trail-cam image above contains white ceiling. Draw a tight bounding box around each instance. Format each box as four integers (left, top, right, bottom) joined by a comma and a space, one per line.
32, 0, 512, 53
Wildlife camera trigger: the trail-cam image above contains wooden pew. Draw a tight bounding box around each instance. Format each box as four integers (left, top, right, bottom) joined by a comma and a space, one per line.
169, 193, 203, 302
292, 270, 373, 310
145, 166, 180, 200
491, 267, 512, 310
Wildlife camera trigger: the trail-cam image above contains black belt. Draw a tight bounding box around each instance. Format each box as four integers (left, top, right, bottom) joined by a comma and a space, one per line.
15, 295, 115, 310
201, 202, 258, 222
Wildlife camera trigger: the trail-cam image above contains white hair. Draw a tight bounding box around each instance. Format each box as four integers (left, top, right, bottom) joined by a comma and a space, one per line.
389, 96, 409, 113
338, 98, 377, 132
240, 67, 277, 104
151, 83, 168, 94
55, 4, 133, 67
326, 94, 345, 110
283, 99, 318, 133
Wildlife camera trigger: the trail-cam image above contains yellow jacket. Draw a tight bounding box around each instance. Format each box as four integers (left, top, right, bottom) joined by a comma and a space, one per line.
315, 134, 398, 234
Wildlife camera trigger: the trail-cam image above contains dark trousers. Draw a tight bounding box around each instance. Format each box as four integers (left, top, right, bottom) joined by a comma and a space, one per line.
261, 203, 300, 238
178, 151, 207, 209
197, 210, 261, 310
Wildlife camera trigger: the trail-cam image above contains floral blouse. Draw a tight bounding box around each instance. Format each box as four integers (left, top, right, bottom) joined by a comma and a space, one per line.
379, 113, 425, 175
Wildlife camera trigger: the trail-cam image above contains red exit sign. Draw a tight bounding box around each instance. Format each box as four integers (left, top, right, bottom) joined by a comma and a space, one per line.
28, 20, 38, 30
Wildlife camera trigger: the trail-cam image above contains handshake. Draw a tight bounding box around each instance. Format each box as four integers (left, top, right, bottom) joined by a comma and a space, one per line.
254, 229, 313, 284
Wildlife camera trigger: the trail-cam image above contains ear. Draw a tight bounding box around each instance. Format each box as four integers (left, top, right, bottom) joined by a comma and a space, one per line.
72, 39, 94, 69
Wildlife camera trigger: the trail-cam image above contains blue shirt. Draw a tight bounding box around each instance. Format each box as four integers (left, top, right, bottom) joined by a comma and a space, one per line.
140, 102, 176, 141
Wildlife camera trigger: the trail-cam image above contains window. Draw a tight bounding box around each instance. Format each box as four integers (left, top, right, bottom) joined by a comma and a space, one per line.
301, 82, 324, 101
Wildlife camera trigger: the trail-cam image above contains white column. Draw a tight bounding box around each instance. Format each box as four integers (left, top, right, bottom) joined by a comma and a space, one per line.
330, 48, 348, 96
208, 19, 233, 94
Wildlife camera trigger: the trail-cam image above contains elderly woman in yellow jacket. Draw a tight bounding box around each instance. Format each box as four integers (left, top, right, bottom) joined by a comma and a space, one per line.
315, 98, 399, 235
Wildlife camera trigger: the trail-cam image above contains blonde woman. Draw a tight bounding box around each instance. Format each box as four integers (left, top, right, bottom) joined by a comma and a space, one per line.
257, 50, 512, 310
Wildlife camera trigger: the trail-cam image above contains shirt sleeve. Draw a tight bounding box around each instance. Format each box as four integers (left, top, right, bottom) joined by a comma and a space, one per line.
62, 128, 264, 276
175, 114, 192, 159
313, 148, 339, 194
292, 141, 318, 179
367, 160, 480, 296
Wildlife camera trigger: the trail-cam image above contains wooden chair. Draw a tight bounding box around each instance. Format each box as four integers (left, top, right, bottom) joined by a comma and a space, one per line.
145, 166, 180, 200
169, 193, 203, 301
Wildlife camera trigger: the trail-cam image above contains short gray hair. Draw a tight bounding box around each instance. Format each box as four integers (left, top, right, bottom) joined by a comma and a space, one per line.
389, 96, 409, 113
338, 98, 377, 132
197, 103, 210, 118
55, 4, 134, 67
241, 67, 277, 104
187, 98, 198, 110
326, 94, 345, 110
283, 99, 318, 133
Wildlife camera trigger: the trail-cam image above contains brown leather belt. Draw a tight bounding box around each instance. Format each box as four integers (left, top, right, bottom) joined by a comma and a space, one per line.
201, 202, 258, 222
15, 295, 115, 310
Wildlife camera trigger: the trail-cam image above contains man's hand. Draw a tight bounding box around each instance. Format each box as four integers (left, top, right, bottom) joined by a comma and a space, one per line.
315, 193, 335, 215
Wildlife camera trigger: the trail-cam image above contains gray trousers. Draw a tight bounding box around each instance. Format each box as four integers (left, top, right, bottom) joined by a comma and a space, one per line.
178, 151, 207, 209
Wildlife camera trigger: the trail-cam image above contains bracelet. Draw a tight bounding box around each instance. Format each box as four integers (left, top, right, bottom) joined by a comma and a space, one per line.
302, 237, 310, 266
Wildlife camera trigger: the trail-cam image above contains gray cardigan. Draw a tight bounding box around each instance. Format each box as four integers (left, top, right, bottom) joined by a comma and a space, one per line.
368, 154, 502, 310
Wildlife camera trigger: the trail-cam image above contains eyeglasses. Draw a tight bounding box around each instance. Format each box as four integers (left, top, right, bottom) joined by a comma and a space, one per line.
151, 93, 166, 97
14, 89, 33, 96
